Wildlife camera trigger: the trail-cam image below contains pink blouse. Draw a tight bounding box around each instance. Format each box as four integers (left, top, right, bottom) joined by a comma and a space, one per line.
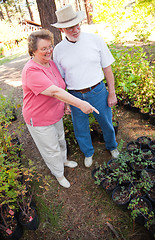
22, 59, 66, 126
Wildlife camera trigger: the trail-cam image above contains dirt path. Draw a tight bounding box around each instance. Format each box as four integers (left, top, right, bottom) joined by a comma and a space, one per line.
1, 55, 155, 240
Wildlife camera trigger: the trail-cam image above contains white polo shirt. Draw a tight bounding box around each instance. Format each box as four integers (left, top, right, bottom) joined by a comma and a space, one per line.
53, 32, 115, 90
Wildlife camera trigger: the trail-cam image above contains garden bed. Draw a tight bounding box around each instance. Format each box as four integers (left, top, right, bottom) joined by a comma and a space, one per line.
0, 45, 155, 240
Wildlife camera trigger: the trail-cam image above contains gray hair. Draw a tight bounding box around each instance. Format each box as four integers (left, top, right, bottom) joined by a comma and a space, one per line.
28, 29, 54, 56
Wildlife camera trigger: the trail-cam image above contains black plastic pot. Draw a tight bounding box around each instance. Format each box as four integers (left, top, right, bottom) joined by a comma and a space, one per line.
123, 102, 131, 111
149, 114, 155, 126
126, 141, 141, 154
91, 167, 107, 186
129, 182, 147, 199
107, 159, 121, 172
0, 218, 23, 240
130, 105, 140, 113
147, 218, 155, 238
149, 140, 155, 155
112, 186, 131, 209
8, 221, 23, 240
131, 197, 152, 226
141, 149, 155, 162
131, 160, 148, 174
101, 177, 118, 194
141, 169, 155, 183
140, 111, 150, 120
136, 136, 152, 150
18, 206, 39, 230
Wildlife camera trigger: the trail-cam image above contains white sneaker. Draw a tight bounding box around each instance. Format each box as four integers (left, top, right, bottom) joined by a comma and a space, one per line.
110, 149, 119, 158
84, 155, 93, 167
64, 161, 78, 168
56, 176, 70, 188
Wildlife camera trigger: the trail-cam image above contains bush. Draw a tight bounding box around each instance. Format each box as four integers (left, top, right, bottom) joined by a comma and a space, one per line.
110, 45, 155, 112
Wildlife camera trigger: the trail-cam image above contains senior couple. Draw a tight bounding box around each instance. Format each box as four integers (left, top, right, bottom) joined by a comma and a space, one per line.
22, 4, 119, 188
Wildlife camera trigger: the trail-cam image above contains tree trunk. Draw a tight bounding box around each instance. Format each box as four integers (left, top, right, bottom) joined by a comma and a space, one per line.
36, 0, 62, 46
83, 0, 93, 24
26, 0, 34, 21
0, 5, 5, 20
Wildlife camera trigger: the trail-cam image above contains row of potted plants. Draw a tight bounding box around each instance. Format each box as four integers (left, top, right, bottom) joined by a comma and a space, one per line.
0, 92, 40, 239
110, 45, 155, 126
92, 136, 155, 238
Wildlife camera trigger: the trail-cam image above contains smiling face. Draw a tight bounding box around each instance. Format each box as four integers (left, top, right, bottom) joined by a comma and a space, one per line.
33, 39, 53, 66
60, 24, 81, 42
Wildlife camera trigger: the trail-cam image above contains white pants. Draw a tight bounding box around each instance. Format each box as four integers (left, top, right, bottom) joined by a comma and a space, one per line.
26, 119, 67, 178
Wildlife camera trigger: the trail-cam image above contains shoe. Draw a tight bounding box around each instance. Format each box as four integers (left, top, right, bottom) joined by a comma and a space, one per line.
84, 155, 93, 167
64, 161, 78, 168
110, 149, 119, 158
56, 176, 70, 188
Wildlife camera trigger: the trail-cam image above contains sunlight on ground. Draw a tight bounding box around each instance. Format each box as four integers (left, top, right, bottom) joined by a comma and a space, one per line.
4, 79, 22, 87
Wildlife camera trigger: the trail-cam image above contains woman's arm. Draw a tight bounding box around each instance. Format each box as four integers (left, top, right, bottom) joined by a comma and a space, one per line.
41, 85, 99, 115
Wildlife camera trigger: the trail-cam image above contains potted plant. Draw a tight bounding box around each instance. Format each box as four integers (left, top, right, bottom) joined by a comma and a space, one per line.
0, 93, 19, 125
0, 204, 23, 240
141, 169, 155, 184
140, 107, 150, 120
128, 197, 153, 226
16, 160, 41, 231
129, 181, 148, 199
112, 185, 131, 209
112, 106, 119, 135
17, 191, 39, 231
149, 140, 155, 154
89, 114, 103, 142
130, 151, 149, 174
147, 185, 155, 207
141, 149, 155, 162
101, 174, 118, 194
136, 136, 152, 150
126, 141, 141, 154
92, 162, 108, 186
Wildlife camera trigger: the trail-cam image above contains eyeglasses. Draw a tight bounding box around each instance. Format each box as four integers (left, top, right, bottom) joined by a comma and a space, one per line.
39, 44, 54, 52
65, 24, 81, 32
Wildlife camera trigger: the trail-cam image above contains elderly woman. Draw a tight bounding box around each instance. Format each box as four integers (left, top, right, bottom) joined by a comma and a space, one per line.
22, 29, 98, 188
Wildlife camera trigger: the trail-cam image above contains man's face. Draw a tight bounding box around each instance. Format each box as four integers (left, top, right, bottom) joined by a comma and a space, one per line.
60, 24, 81, 42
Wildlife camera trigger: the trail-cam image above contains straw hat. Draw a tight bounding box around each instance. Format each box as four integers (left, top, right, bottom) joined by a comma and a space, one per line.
51, 4, 85, 28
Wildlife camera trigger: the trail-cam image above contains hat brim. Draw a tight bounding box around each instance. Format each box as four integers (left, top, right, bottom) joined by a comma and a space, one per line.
51, 11, 85, 28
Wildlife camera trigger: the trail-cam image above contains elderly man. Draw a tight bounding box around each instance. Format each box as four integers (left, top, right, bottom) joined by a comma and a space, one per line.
52, 4, 119, 168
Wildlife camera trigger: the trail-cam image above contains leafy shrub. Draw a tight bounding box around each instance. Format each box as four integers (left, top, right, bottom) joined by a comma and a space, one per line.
110, 45, 154, 112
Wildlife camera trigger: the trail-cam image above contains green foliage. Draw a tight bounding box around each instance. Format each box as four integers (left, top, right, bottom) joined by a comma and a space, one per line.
0, 91, 19, 126
128, 197, 154, 227
110, 45, 155, 112
63, 114, 77, 145
92, 0, 154, 42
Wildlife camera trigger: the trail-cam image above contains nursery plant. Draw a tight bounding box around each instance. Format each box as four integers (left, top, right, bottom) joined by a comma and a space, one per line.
0, 204, 23, 240
128, 197, 154, 227
92, 162, 108, 186
110, 45, 154, 115
0, 91, 19, 126
112, 185, 131, 207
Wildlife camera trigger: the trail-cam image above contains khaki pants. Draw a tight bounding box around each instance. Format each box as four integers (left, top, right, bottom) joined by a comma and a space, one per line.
26, 119, 67, 178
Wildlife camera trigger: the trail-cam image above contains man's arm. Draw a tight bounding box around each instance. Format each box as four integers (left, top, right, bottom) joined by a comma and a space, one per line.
103, 65, 117, 108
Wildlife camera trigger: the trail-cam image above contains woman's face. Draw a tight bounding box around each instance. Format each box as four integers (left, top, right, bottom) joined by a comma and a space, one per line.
33, 39, 53, 63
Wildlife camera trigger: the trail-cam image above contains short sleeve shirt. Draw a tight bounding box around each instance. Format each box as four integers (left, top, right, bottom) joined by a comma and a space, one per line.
53, 32, 115, 90
22, 59, 66, 126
